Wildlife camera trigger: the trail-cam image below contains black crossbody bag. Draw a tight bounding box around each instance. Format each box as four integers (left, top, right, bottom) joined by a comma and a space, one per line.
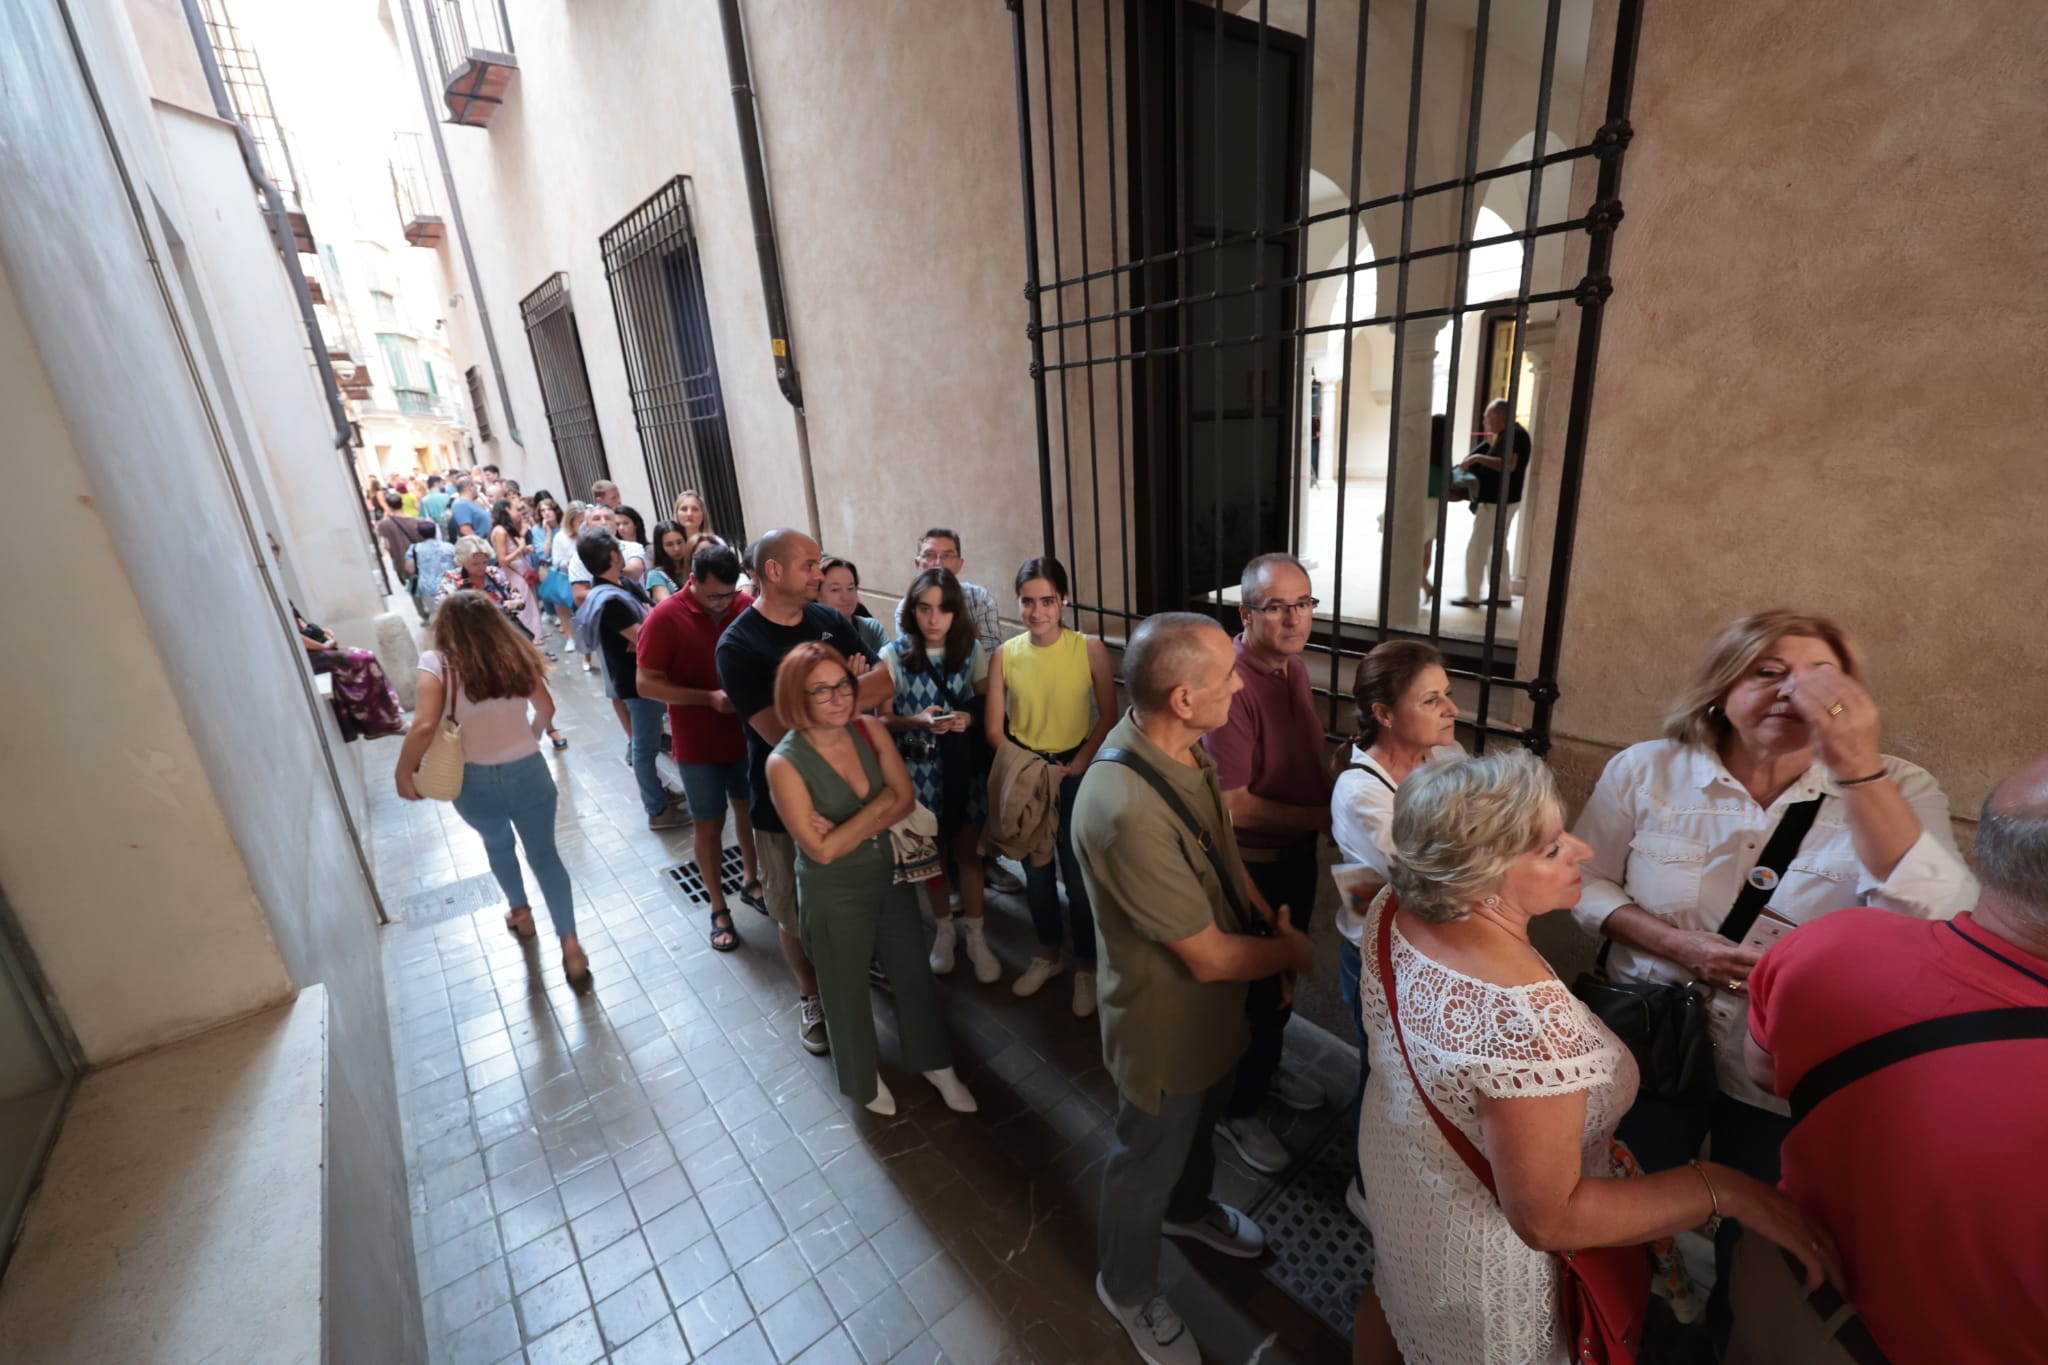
1571, 797, 1823, 1105
1096, 746, 1272, 939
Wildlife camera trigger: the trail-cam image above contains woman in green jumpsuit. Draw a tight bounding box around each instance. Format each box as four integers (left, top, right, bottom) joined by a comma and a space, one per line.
765, 642, 979, 1117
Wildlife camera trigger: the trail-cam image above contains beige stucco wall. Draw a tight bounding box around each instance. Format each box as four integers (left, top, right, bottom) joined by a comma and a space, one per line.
1548, 0, 2048, 822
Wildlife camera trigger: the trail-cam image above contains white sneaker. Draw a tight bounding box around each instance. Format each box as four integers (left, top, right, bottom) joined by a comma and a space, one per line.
1095, 1274, 1198, 1365
923, 1067, 978, 1113
960, 918, 1001, 984
797, 995, 829, 1055
1072, 969, 1098, 1018
928, 917, 957, 975
1268, 1067, 1324, 1112
864, 1077, 896, 1116
1012, 955, 1063, 998
1345, 1177, 1371, 1229
1162, 1202, 1265, 1260
1214, 1116, 1289, 1174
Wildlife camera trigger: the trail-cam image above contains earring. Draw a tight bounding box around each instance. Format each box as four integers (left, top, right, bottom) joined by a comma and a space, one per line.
1483, 895, 1500, 908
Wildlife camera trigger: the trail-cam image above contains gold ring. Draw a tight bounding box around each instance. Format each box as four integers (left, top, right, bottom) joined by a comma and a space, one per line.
1826, 701, 1846, 717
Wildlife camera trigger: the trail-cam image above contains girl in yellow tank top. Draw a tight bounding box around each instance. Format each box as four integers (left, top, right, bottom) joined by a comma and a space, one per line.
983, 556, 1116, 1015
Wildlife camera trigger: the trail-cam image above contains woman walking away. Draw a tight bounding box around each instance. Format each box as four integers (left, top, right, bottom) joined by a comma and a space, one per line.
983, 555, 1115, 1016
882, 567, 1001, 983
395, 590, 588, 990
765, 642, 977, 1116
551, 504, 594, 671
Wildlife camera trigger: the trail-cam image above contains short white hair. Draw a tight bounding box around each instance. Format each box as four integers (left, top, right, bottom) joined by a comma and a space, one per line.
453, 535, 492, 562
1389, 749, 1562, 924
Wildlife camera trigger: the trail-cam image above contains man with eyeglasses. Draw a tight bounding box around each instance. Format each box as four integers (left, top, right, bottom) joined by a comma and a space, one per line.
717, 529, 894, 1055
637, 541, 763, 953
1201, 552, 1334, 1175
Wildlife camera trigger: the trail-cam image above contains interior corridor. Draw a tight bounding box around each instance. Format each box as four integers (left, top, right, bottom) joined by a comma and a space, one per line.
368, 661, 1364, 1365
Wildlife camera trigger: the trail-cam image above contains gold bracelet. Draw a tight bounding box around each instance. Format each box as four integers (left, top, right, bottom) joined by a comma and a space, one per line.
1689, 1159, 1723, 1235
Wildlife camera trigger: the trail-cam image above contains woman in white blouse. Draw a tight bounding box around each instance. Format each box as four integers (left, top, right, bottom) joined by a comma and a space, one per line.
1356, 752, 1836, 1365
1331, 641, 1463, 1222
1571, 610, 1973, 1335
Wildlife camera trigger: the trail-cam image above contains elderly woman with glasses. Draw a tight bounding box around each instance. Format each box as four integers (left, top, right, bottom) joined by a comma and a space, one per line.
765, 641, 977, 1117
439, 534, 528, 619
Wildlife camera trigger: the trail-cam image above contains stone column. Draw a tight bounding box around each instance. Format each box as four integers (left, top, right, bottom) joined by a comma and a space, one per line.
1511, 337, 1554, 597
1382, 317, 1442, 629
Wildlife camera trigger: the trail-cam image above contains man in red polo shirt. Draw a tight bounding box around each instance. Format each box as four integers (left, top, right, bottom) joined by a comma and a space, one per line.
1742, 753, 2048, 1364
635, 541, 759, 951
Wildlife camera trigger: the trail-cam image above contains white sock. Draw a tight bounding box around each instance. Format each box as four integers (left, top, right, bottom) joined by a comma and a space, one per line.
864, 1077, 896, 1116
923, 1067, 978, 1114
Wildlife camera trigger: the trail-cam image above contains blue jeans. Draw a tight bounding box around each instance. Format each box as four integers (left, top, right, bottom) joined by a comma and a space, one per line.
1338, 936, 1371, 1174
451, 752, 576, 938
1024, 770, 1095, 965
626, 697, 669, 815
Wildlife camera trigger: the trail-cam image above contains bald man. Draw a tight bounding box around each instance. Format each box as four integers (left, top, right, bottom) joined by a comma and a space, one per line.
715, 529, 892, 1056
1073, 613, 1312, 1365
1737, 754, 2048, 1364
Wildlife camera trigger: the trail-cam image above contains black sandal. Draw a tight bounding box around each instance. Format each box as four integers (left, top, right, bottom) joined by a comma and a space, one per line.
709, 908, 740, 953
739, 879, 767, 913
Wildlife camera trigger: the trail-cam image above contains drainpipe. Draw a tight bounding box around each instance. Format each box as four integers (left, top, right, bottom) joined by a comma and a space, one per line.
717, 0, 820, 541
398, 0, 525, 454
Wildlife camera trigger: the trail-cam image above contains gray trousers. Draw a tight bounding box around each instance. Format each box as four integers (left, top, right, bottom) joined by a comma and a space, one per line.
1098, 1074, 1232, 1305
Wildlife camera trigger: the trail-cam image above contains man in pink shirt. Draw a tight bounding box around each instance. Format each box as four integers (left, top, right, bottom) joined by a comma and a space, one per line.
1201, 553, 1333, 1174
1742, 752, 2048, 1364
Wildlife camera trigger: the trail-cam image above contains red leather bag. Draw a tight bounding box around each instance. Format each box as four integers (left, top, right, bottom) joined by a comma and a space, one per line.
1375, 899, 1650, 1364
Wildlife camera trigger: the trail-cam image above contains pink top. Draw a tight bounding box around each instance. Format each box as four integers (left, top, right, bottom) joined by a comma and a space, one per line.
419, 650, 545, 766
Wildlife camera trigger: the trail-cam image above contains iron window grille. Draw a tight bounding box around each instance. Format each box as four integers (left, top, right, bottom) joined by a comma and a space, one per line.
599, 176, 748, 545
518, 273, 611, 502
466, 365, 494, 442
420, 0, 517, 126
1005, 0, 1641, 753
198, 0, 314, 250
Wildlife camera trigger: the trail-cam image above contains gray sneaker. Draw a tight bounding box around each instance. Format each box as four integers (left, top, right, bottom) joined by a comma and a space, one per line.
1162, 1201, 1265, 1259
797, 995, 830, 1055
1214, 1115, 1289, 1174
647, 802, 690, 831
1095, 1274, 1197, 1365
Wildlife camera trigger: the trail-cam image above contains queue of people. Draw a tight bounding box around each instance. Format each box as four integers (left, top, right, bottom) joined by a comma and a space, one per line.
373, 469, 2043, 1365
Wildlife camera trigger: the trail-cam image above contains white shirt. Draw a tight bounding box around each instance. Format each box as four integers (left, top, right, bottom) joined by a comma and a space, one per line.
419, 651, 546, 767
567, 538, 646, 585
1571, 737, 1976, 1109
1330, 743, 1467, 944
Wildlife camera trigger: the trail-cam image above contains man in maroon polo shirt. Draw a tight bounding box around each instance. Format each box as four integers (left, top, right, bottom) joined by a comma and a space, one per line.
1201, 552, 1333, 1174
635, 541, 760, 950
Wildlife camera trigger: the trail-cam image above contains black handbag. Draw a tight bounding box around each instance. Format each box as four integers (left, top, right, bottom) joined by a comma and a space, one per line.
1572, 797, 1823, 1106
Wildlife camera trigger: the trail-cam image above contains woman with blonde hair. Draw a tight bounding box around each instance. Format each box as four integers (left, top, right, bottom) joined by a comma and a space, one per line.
395, 590, 587, 989
673, 488, 725, 546
1355, 751, 1838, 1365
1570, 608, 1973, 1343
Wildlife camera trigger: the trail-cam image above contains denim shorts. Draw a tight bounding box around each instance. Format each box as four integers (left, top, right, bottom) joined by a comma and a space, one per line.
678, 759, 751, 820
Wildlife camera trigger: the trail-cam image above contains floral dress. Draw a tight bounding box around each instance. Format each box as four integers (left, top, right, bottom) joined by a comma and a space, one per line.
439, 563, 521, 613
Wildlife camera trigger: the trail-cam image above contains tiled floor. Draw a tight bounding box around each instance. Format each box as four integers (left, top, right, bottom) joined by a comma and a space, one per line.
366, 640, 1357, 1365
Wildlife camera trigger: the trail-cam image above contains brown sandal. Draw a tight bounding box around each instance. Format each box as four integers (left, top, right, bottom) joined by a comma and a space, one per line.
562, 944, 593, 992
505, 905, 537, 939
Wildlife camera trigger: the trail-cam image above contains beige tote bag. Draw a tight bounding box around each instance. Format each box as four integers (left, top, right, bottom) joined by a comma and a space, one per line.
414, 663, 465, 801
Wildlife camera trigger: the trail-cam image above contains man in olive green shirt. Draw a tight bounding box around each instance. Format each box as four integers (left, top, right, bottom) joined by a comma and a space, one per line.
1073, 613, 1313, 1365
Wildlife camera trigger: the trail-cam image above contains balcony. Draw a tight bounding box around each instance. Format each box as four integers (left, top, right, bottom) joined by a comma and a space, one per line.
389, 133, 445, 247
422, 0, 518, 129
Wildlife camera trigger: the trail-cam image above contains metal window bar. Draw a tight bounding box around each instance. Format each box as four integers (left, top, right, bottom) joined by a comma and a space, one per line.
197, 0, 308, 218
598, 176, 749, 547
420, 0, 515, 81
465, 365, 494, 442
390, 132, 441, 238
518, 273, 611, 502
1007, 0, 1642, 753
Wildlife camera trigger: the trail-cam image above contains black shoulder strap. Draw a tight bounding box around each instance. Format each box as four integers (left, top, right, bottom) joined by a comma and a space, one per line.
1097, 746, 1267, 937
1789, 1007, 2048, 1124
1716, 796, 1824, 942
1341, 758, 1396, 793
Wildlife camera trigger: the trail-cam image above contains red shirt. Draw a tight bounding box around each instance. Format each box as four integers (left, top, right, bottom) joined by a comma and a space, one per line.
1200, 634, 1330, 850
634, 586, 752, 764
1748, 908, 2048, 1365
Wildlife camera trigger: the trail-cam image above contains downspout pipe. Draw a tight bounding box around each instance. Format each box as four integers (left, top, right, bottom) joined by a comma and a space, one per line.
179, 0, 352, 457
399, 0, 524, 453
717, 0, 820, 541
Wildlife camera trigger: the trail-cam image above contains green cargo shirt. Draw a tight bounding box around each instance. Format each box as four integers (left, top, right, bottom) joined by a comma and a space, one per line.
1072, 710, 1259, 1114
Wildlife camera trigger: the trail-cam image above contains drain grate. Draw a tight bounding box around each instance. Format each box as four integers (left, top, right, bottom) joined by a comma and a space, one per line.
391, 872, 506, 927
663, 846, 748, 903
1248, 1125, 1373, 1339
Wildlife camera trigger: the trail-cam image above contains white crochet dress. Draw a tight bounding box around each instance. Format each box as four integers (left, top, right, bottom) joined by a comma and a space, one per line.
1356, 895, 1639, 1365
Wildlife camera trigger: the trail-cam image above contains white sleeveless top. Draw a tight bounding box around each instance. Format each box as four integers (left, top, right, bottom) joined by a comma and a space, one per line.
1356, 891, 1639, 1365
420, 651, 544, 766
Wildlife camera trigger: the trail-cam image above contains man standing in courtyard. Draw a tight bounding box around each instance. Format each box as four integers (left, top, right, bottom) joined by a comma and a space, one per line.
1452, 397, 1529, 608
1074, 613, 1312, 1365
717, 529, 892, 1054
1203, 552, 1333, 1174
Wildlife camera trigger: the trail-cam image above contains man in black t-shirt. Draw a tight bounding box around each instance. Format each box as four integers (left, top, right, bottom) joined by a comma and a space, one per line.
1453, 398, 1532, 608
716, 528, 891, 1054
579, 528, 687, 830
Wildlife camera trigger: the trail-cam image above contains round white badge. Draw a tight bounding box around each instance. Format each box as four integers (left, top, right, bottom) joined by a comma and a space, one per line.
1746, 866, 1779, 892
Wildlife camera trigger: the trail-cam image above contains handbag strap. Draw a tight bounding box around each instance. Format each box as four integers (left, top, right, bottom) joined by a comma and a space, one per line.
1788, 1007, 2048, 1125
1715, 796, 1823, 943
1374, 900, 1500, 1197
1342, 757, 1396, 793
1096, 746, 1266, 938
